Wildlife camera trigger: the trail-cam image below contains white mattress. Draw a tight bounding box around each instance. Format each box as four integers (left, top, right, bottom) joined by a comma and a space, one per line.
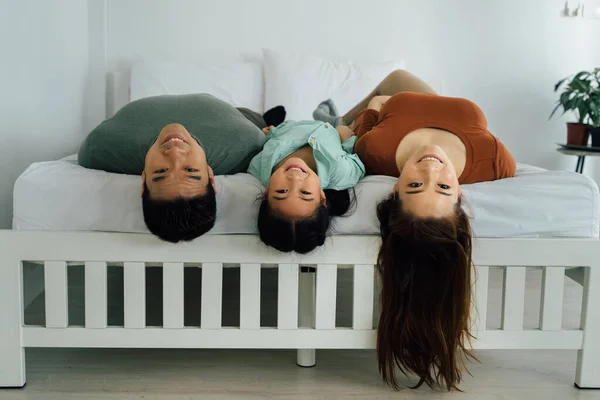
12, 157, 600, 238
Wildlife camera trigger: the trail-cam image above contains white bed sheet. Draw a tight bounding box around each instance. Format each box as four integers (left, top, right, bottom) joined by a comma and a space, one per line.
12, 159, 600, 238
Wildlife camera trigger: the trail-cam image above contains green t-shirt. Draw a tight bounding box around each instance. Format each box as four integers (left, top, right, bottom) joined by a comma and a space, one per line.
78, 94, 266, 175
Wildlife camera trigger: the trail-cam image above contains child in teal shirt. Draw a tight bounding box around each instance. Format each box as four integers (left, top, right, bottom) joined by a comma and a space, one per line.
247, 120, 365, 253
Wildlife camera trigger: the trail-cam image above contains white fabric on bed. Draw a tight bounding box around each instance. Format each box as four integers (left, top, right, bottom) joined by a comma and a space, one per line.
12, 160, 599, 238
262, 49, 406, 120
130, 60, 265, 113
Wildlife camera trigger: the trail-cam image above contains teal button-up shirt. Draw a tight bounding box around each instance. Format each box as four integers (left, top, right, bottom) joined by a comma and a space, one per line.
247, 121, 365, 190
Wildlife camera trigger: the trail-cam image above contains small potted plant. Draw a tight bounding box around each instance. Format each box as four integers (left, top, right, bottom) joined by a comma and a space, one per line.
550, 68, 600, 146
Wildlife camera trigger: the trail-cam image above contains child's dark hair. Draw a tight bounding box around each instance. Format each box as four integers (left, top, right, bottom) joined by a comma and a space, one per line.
257, 189, 353, 253
142, 181, 216, 243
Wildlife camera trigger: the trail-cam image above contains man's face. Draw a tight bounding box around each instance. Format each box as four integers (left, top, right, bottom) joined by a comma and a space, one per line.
142, 123, 215, 200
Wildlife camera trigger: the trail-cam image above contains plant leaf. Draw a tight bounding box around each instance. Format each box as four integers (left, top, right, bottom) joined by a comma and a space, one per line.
554, 78, 568, 92
573, 71, 591, 81
550, 102, 562, 119
573, 97, 583, 113
591, 101, 600, 127
562, 94, 579, 112
570, 78, 590, 92
567, 97, 578, 107
560, 91, 573, 107
578, 102, 590, 124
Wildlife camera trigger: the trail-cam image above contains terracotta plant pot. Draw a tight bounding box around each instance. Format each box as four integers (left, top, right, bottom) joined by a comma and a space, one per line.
567, 123, 590, 146
591, 127, 600, 148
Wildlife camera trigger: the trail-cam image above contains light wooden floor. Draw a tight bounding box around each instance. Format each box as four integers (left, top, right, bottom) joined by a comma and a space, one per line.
1, 267, 598, 399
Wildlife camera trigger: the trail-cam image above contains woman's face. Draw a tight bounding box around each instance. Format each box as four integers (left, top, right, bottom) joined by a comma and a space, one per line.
266, 158, 326, 219
396, 145, 461, 218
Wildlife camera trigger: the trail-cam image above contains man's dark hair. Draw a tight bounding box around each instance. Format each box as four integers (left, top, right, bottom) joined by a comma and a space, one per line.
142, 181, 216, 243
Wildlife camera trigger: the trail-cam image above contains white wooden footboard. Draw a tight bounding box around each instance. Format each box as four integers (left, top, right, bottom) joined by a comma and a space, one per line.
0, 231, 599, 389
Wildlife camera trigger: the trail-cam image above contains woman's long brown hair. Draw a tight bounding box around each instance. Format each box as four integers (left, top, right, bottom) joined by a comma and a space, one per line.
376, 193, 476, 391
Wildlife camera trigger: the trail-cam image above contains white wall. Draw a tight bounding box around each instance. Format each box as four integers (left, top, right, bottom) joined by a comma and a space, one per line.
0, 0, 90, 228
1, 0, 599, 228
105, 0, 600, 174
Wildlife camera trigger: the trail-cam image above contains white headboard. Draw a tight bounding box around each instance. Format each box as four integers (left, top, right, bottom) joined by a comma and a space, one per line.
106, 71, 130, 118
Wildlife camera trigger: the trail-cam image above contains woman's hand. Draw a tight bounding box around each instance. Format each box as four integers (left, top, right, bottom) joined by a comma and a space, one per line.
367, 95, 391, 112
336, 125, 356, 142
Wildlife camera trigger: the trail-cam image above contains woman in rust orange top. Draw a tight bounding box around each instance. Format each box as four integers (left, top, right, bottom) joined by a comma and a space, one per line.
353, 92, 516, 185
336, 70, 516, 392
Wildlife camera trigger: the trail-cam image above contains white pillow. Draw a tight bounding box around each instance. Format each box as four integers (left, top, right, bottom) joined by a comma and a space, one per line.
263, 49, 406, 121
130, 60, 265, 112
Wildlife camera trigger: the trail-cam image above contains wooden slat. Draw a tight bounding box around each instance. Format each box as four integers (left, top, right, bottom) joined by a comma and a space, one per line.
540, 267, 565, 331
352, 264, 374, 330
501, 266, 526, 331
0, 256, 25, 386
240, 263, 261, 329
298, 268, 316, 329
472, 266, 489, 333
372, 274, 382, 328
201, 263, 222, 329
44, 261, 68, 328
123, 262, 145, 329
84, 261, 107, 329
163, 262, 184, 329
277, 264, 299, 329
316, 264, 337, 330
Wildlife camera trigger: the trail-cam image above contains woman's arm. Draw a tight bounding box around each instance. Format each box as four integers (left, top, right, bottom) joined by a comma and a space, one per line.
367, 95, 391, 112
336, 125, 358, 154
351, 95, 390, 138
336, 125, 355, 142
353, 110, 379, 138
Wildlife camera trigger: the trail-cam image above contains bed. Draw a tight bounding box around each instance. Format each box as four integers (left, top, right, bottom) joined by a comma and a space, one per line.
1, 56, 600, 389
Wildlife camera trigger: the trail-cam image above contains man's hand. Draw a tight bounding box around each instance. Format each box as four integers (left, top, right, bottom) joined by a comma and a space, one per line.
262, 125, 275, 134
336, 125, 356, 143
367, 95, 391, 112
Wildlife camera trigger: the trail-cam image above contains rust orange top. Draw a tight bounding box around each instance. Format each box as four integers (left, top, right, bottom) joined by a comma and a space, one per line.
353, 92, 516, 184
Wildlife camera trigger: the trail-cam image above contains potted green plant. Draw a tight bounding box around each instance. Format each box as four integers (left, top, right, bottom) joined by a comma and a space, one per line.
550, 68, 600, 146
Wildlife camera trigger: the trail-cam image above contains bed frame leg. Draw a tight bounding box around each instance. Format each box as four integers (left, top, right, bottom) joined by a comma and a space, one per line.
0, 257, 26, 388
575, 265, 600, 389
297, 349, 316, 368
297, 266, 316, 368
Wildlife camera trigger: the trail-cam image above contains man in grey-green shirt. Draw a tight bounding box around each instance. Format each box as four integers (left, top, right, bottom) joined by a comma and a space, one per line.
78, 93, 285, 242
